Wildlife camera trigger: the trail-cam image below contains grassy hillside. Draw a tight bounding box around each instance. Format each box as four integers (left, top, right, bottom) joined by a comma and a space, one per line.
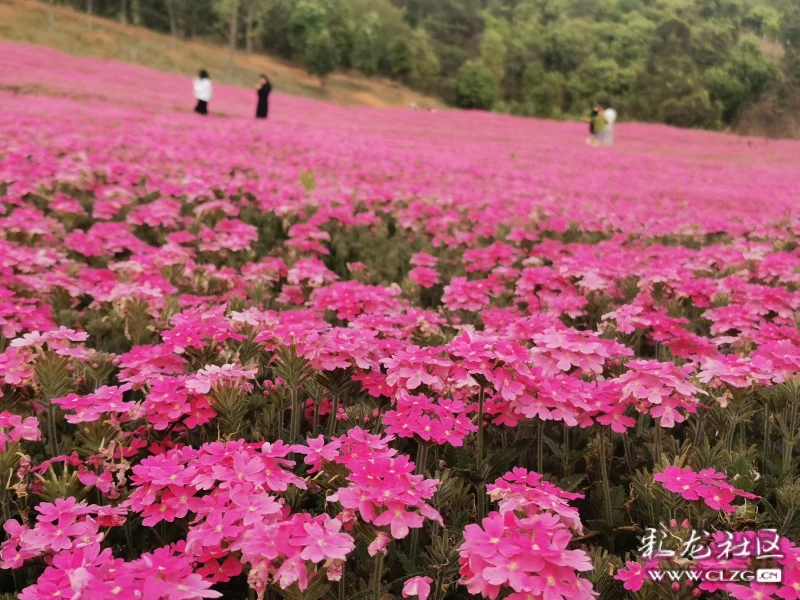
0, 0, 439, 109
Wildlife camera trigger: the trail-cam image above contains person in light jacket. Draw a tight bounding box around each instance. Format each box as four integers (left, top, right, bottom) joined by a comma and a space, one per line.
193, 70, 212, 115
602, 102, 617, 146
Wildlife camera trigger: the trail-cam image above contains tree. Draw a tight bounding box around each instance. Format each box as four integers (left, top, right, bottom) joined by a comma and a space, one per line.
743, 5, 781, 38
479, 27, 507, 85
708, 37, 779, 122
212, 0, 241, 60
320, 0, 355, 69
352, 12, 382, 76
228, 0, 240, 56
306, 28, 338, 84
690, 21, 737, 69
627, 17, 724, 128
243, 0, 274, 53
566, 57, 624, 109
543, 19, 596, 74
523, 68, 566, 117
522, 61, 545, 98
388, 39, 414, 80
289, 1, 327, 58
409, 28, 440, 91
165, 0, 179, 38
131, 0, 142, 25
661, 90, 722, 129
454, 60, 496, 109
782, 8, 800, 84
610, 14, 654, 67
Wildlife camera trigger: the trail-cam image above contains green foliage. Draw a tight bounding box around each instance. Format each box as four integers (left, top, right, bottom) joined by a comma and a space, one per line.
661, 89, 723, 129
479, 27, 507, 84
351, 12, 381, 76
567, 56, 627, 107
388, 38, 414, 79
744, 4, 781, 37
782, 8, 800, 84
544, 19, 597, 74
59, 0, 800, 130
454, 60, 497, 110
524, 69, 567, 117
708, 37, 779, 121
306, 28, 338, 81
289, 0, 327, 58
409, 28, 440, 91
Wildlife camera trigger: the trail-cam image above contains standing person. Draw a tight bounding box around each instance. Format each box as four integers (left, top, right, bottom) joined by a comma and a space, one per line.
583, 105, 599, 145
603, 102, 617, 146
256, 74, 272, 119
193, 70, 212, 115
590, 104, 607, 147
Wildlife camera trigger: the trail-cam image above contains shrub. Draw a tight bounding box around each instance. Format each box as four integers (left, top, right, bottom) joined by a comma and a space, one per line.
454, 60, 497, 110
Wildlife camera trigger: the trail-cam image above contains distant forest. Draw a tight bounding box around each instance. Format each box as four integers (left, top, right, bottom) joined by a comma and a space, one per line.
50, 0, 800, 132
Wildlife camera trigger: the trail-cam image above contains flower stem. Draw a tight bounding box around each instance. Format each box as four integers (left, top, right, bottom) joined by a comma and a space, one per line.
598, 429, 615, 552
763, 405, 771, 470
415, 442, 428, 475
409, 442, 429, 560
327, 392, 340, 438
623, 433, 634, 476
476, 386, 485, 470
338, 563, 346, 600
372, 553, 384, 600
536, 420, 544, 474
476, 386, 486, 520
289, 384, 301, 443
693, 414, 704, 447
783, 401, 799, 478
654, 423, 663, 463
47, 402, 59, 459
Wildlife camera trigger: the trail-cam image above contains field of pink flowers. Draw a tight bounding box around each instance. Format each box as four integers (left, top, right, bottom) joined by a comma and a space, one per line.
2, 40, 800, 600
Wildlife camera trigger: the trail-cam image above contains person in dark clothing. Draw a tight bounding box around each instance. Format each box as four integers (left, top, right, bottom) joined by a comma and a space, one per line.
256, 74, 272, 119
582, 106, 599, 145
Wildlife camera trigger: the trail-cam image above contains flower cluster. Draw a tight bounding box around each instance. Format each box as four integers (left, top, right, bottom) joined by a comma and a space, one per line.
459, 469, 595, 600
326, 428, 442, 540
3, 40, 800, 600
383, 392, 476, 446
0, 411, 40, 451
654, 466, 758, 512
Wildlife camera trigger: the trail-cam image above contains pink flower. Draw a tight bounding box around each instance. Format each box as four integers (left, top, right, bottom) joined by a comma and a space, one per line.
409, 267, 439, 288
290, 517, 355, 562
368, 531, 390, 557
654, 466, 757, 512
403, 576, 433, 600
293, 435, 341, 473
373, 502, 424, 539
615, 561, 646, 592
186, 363, 256, 394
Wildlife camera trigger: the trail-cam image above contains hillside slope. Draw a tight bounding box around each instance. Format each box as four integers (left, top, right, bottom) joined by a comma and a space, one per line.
0, 0, 438, 109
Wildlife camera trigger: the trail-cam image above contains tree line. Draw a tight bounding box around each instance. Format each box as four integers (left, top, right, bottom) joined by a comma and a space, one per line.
49, 0, 800, 131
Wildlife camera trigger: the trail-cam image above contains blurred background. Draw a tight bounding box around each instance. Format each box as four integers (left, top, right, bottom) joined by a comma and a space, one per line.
2, 0, 800, 136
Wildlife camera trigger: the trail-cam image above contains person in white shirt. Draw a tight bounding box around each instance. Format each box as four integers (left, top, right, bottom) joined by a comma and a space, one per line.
193, 70, 212, 115
602, 103, 617, 146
